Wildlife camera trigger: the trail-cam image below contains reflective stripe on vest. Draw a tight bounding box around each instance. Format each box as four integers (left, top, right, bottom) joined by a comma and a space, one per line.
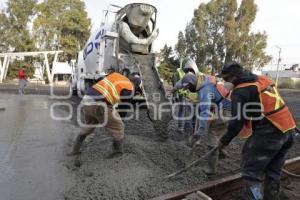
92, 72, 133, 105
93, 84, 116, 104
177, 68, 185, 79
235, 75, 296, 138
177, 68, 198, 102
176, 68, 187, 96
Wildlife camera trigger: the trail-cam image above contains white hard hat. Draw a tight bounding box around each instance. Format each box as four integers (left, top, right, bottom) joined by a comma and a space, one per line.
183, 59, 199, 74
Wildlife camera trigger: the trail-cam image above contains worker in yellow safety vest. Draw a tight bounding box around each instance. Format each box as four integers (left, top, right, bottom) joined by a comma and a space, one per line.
172, 59, 199, 135
217, 61, 296, 200
177, 69, 232, 174
69, 72, 141, 157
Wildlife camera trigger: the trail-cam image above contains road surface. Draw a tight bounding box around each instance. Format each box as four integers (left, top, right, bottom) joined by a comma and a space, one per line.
0, 94, 75, 200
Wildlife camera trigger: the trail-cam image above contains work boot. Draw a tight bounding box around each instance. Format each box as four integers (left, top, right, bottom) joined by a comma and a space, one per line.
243, 180, 263, 200
263, 179, 280, 200
186, 134, 201, 148
202, 148, 219, 175
68, 134, 87, 156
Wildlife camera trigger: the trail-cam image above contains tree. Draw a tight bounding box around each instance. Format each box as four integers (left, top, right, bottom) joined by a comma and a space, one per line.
175, 31, 187, 61
7, 60, 35, 79
33, 0, 91, 61
180, 0, 271, 72
0, 11, 9, 51
0, 0, 37, 79
1, 0, 37, 52
158, 44, 179, 82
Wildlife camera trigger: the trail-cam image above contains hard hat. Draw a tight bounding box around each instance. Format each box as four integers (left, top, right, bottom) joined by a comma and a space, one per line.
219, 61, 244, 77
183, 59, 199, 74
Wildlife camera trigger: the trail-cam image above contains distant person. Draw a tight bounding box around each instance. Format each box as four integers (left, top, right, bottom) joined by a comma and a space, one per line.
18, 67, 27, 95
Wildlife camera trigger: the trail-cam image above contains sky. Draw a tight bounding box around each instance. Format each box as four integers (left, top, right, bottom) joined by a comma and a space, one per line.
1, 0, 300, 68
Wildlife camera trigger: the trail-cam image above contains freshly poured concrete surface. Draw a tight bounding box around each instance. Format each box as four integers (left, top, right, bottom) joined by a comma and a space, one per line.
0, 95, 75, 200
0, 92, 299, 200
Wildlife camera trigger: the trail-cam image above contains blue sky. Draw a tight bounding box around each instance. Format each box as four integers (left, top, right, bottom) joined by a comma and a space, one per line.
1, 0, 300, 67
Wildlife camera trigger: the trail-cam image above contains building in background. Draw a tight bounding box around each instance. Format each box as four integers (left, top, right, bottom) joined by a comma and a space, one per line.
262, 70, 300, 89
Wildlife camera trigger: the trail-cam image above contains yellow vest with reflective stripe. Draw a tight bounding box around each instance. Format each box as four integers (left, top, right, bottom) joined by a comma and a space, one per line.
176, 68, 186, 96
176, 68, 199, 103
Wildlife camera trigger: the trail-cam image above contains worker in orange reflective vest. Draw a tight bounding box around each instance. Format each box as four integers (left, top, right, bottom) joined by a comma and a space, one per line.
218, 61, 296, 200
69, 72, 141, 157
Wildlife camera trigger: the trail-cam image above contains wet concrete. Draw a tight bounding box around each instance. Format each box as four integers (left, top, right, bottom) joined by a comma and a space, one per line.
64, 111, 209, 200
64, 91, 300, 200
0, 94, 76, 200
0, 89, 299, 200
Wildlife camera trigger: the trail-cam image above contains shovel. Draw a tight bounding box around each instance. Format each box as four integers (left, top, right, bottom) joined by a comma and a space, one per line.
164, 147, 219, 179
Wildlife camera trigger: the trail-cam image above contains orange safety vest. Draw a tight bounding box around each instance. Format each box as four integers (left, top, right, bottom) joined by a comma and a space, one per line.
207, 75, 231, 101
236, 75, 296, 138
92, 72, 133, 105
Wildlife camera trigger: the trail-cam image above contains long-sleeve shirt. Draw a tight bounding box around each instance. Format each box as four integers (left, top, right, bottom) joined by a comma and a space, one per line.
196, 77, 231, 135
220, 73, 280, 146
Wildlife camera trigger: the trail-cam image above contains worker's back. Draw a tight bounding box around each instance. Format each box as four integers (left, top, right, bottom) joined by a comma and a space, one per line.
86, 72, 133, 105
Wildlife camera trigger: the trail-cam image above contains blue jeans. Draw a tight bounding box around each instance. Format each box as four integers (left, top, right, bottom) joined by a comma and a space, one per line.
177, 96, 196, 132
19, 79, 26, 95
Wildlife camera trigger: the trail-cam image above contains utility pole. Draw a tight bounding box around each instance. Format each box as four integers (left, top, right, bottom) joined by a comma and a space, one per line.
275, 46, 281, 87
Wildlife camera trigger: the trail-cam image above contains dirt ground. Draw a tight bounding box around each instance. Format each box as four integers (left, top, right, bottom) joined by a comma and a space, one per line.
63, 90, 300, 200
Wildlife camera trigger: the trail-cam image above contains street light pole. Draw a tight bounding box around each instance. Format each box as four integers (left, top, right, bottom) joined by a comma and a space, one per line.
275, 46, 281, 87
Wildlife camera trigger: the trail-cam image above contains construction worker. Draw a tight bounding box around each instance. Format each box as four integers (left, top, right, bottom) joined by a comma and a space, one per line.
217, 61, 296, 200
178, 71, 231, 174
172, 59, 199, 134
18, 66, 27, 95
69, 72, 141, 157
